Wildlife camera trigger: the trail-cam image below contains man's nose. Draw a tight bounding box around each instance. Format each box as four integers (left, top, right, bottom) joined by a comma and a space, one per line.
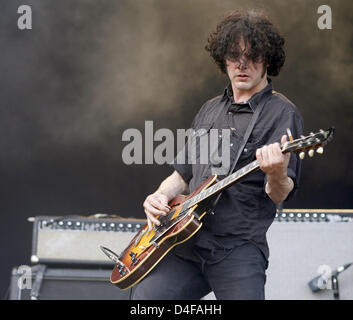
237, 58, 248, 69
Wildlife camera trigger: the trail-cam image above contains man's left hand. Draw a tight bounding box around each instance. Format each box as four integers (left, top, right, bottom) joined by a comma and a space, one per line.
256, 135, 290, 180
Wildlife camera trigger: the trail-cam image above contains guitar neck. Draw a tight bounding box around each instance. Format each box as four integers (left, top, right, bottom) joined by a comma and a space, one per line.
185, 159, 260, 209
182, 127, 335, 211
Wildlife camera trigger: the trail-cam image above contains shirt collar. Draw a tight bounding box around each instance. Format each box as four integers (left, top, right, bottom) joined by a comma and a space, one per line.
222, 78, 273, 112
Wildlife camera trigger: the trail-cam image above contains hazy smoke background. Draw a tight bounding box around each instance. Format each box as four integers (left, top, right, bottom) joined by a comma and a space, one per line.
0, 0, 352, 296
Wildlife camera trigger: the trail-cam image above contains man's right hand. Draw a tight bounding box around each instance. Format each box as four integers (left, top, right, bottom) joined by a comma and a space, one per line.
142, 171, 189, 231
143, 192, 171, 231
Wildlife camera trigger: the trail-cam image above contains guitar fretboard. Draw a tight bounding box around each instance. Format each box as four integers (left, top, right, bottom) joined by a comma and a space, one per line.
183, 159, 260, 210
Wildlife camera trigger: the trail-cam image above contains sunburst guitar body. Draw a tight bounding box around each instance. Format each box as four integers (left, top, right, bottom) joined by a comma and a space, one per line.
109, 175, 217, 290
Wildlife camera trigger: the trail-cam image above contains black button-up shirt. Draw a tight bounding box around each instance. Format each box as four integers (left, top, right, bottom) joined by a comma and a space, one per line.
172, 79, 304, 267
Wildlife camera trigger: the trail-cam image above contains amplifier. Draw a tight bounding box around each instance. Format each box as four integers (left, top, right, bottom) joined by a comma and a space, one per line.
203, 209, 353, 300
29, 215, 145, 267
266, 209, 353, 300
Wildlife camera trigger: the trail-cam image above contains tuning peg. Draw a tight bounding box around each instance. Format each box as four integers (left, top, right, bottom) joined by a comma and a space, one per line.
299, 152, 305, 159
308, 149, 314, 157
316, 147, 324, 154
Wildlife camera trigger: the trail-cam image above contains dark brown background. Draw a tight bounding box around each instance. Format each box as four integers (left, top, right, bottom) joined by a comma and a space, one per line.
0, 0, 352, 297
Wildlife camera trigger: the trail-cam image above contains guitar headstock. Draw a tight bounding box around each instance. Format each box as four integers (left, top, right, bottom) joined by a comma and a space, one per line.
282, 127, 335, 159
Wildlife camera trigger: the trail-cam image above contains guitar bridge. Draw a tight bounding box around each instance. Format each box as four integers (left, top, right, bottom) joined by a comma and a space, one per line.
151, 241, 159, 248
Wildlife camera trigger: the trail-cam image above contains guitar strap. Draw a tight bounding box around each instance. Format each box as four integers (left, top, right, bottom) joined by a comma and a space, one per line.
228, 90, 273, 175
209, 90, 273, 211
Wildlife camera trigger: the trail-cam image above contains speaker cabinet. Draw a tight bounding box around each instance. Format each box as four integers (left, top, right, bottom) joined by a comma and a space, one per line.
9, 266, 129, 300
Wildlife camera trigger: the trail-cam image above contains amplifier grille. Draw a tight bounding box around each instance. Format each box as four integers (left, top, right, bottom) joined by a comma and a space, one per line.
31, 216, 144, 266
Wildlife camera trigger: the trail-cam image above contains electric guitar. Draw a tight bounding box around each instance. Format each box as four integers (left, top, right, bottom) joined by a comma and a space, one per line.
103, 128, 335, 290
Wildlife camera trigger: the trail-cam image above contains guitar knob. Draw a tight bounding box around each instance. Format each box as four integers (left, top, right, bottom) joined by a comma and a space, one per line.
299, 152, 305, 159
308, 149, 314, 157
316, 147, 324, 154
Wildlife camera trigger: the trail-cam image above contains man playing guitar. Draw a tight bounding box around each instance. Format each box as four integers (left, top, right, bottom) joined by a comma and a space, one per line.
132, 10, 303, 300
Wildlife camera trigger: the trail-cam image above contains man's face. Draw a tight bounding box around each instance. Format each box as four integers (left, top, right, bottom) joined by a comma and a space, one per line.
225, 39, 267, 94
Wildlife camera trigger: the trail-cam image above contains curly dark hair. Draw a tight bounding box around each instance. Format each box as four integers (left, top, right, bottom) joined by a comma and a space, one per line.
205, 10, 285, 76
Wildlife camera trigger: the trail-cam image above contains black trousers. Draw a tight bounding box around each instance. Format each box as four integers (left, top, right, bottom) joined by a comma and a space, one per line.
131, 242, 267, 300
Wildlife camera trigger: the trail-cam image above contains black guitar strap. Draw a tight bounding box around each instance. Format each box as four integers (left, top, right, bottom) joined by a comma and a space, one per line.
209, 91, 273, 211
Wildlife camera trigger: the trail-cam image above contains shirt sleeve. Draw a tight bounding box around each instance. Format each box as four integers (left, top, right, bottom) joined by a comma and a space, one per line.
172, 152, 193, 184
170, 108, 201, 184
